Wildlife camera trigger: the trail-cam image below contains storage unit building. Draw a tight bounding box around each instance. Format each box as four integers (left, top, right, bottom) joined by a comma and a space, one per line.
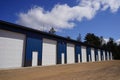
0, 20, 112, 69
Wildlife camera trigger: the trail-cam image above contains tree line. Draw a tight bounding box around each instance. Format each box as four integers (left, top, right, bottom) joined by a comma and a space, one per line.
83, 33, 120, 60
48, 28, 120, 60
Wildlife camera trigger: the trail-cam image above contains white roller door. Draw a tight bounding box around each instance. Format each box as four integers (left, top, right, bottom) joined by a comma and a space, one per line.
98, 49, 101, 61
91, 48, 95, 62
81, 46, 87, 62
110, 52, 113, 60
0, 29, 25, 68
42, 38, 57, 66
67, 43, 75, 64
107, 52, 109, 60
103, 51, 106, 61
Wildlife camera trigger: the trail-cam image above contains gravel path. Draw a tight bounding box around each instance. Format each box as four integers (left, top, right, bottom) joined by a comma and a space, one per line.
0, 60, 120, 80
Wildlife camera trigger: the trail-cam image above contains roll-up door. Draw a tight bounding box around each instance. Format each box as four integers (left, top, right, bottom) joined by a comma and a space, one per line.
110, 52, 112, 60
67, 43, 75, 64
107, 52, 109, 60
91, 48, 95, 62
98, 49, 101, 61
81, 46, 87, 62
0, 29, 25, 68
103, 51, 106, 61
42, 38, 57, 66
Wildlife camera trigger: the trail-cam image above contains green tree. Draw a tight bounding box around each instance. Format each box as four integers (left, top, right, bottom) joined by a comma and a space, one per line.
84, 33, 101, 47
49, 27, 56, 34
77, 33, 81, 42
106, 38, 120, 59
84, 33, 120, 59
66, 36, 71, 39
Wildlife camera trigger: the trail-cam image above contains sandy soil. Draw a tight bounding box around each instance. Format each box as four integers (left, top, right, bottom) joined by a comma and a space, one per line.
0, 60, 120, 80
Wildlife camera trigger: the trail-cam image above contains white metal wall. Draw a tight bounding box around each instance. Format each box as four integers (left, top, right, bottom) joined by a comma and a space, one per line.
67, 43, 75, 64
81, 46, 87, 62
0, 29, 25, 68
91, 48, 95, 62
98, 49, 101, 61
42, 38, 57, 66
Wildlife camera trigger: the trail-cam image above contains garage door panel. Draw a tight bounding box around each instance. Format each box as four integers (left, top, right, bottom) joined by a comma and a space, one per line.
81, 46, 87, 62
0, 29, 25, 68
91, 48, 95, 62
67, 43, 75, 64
42, 39, 56, 66
98, 49, 101, 61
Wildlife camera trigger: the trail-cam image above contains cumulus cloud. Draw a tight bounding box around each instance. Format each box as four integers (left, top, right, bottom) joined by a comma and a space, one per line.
116, 39, 120, 45
103, 38, 109, 43
17, 0, 120, 31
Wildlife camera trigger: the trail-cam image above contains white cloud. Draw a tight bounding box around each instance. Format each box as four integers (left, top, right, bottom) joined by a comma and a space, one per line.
100, 0, 120, 12
116, 39, 120, 45
104, 38, 109, 43
17, 0, 120, 31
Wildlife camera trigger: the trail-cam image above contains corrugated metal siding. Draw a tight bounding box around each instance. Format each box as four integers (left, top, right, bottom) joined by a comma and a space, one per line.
95, 49, 98, 61
25, 33, 42, 67
86, 47, 91, 62
57, 41, 66, 64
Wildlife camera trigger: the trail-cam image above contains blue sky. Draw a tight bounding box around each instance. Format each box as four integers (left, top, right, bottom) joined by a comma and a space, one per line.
0, 0, 120, 41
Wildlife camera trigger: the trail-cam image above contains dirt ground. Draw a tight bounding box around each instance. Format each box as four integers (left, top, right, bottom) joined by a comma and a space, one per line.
0, 60, 120, 80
